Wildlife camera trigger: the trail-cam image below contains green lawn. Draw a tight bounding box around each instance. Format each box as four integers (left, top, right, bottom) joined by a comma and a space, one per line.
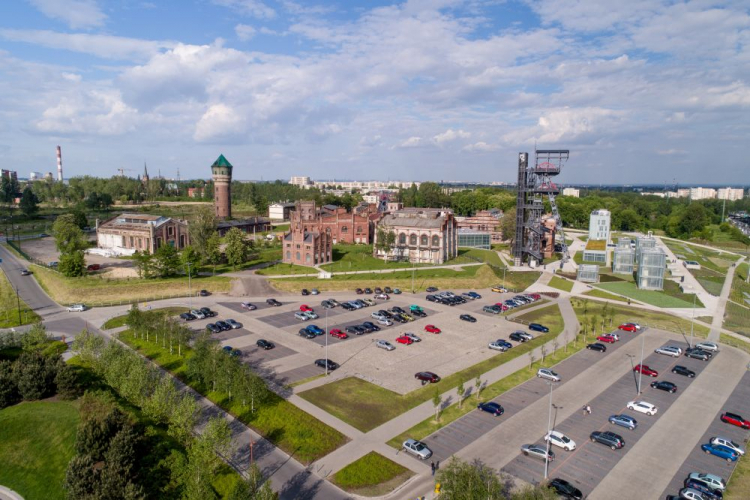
200, 247, 282, 274
255, 262, 318, 276
724, 302, 750, 337
118, 333, 347, 464
450, 248, 504, 268
581, 288, 630, 302
320, 244, 426, 273
548, 276, 573, 292
102, 306, 190, 330
0, 269, 40, 328
299, 304, 564, 432
595, 280, 704, 308
332, 452, 413, 496
663, 240, 736, 273
730, 263, 750, 305
0, 401, 80, 500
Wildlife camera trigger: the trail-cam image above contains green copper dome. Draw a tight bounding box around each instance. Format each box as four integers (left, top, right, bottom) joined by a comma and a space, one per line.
211, 154, 233, 171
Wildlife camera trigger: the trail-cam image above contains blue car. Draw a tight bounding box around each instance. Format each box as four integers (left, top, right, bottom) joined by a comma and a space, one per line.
306, 325, 325, 336
702, 443, 739, 462
529, 323, 549, 333
495, 340, 513, 350
468, 291, 482, 299
477, 402, 504, 416
608, 414, 638, 431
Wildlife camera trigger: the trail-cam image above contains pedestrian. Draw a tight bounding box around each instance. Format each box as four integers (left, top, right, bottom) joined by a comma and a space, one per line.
582, 405, 587, 416
430, 461, 435, 476
436, 460, 440, 470
586, 405, 592, 415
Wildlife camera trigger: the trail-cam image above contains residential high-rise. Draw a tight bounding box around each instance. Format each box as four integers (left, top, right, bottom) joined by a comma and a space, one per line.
588, 209, 611, 242
717, 187, 745, 201
211, 154, 233, 219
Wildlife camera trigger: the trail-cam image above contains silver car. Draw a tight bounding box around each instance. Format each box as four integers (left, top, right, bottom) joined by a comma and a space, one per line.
521, 444, 555, 462
294, 312, 308, 321
404, 333, 421, 342
67, 304, 86, 312
191, 309, 206, 319
696, 341, 719, 352
377, 318, 393, 326
687, 472, 725, 491
609, 414, 638, 430
226, 319, 242, 329
711, 436, 745, 456
376, 340, 395, 351
402, 439, 432, 459
655, 346, 682, 357
537, 368, 561, 382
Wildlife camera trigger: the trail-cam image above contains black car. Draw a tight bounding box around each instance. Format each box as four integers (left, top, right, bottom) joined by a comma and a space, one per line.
321, 300, 335, 309
356, 288, 364, 294
301, 289, 310, 296
548, 478, 583, 499
315, 359, 339, 371
384, 287, 393, 293
298, 329, 316, 339
256, 339, 275, 350
426, 295, 438, 302
180, 312, 196, 321
215, 320, 231, 331
374, 287, 382, 294
359, 323, 374, 333
590, 431, 625, 450
361, 321, 381, 332
586, 343, 607, 352
364, 288, 373, 294
200, 307, 217, 318
20, 269, 32, 276
510, 332, 529, 343
650, 381, 677, 393
426, 286, 438, 292
206, 323, 221, 333
671, 365, 696, 378
411, 309, 427, 318
529, 323, 549, 332
266, 298, 282, 306
391, 306, 405, 314
477, 402, 504, 416
460, 314, 477, 323
341, 302, 355, 311
685, 348, 710, 361
378, 310, 392, 318
345, 326, 366, 335
684, 478, 723, 499
199, 289, 210, 297
391, 315, 406, 323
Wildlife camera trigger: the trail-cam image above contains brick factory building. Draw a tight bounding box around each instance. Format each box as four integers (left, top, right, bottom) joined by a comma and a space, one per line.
373, 208, 458, 264
96, 213, 190, 254
456, 209, 504, 243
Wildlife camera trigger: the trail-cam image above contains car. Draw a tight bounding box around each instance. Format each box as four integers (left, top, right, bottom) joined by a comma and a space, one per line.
426, 295, 438, 303
230, 349, 242, 357
548, 478, 583, 499
403, 332, 421, 342
358, 323, 375, 333
20, 269, 32, 276
468, 291, 482, 299
618, 323, 637, 332
489, 341, 511, 352
206, 323, 221, 333
655, 346, 683, 357
391, 306, 405, 314
520, 444, 554, 462
423, 324, 441, 334
477, 401, 504, 416
545, 430, 576, 451
720, 412, 750, 429
402, 439, 432, 459
537, 368, 561, 382
586, 342, 607, 352
376, 339, 395, 351
590, 431, 625, 450
696, 341, 719, 353
395, 335, 414, 345
384, 286, 393, 294
306, 325, 324, 335
180, 312, 196, 321
48, 261, 58, 268
303, 311, 319, 320
687, 473, 726, 492
685, 348, 711, 361
363, 298, 376, 306
294, 312, 308, 321
461, 292, 475, 300
400, 312, 414, 321
199, 289, 210, 297
627, 400, 658, 416
374, 293, 390, 300
672, 365, 696, 378
701, 443, 739, 462
679, 487, 709, 500
683, 478, 723, 499
460, 314, 476, 322
362, 321, 381, 332
510, 331, 532, 342
390, 314, 406, 324
328, 329, 348, 339
222, 346, 233, 354
377, 318, 393, 326
256, 339, 275, 350
633, 364, 658, 377
298, 329, 316, 339
415, 372, 441, 384
67, 303, 87, 312
651, 380, 678, 393
364, 288, 373, 294
321, 300, 335, 309
315, 358, 339, 370
355, 288, 364, 294
597, 335, 617, 344
491, 286, 508, 293
409, 304, 424, 312
190, 309, 206, 319
300, 304, 313, 312
215, 321, 231, 331
240, 302, 257, 310
710, 436, 745, 456
426, 286, 438, 292
200, 307, 216, 318
529, 323, 549, 332
483, 305, 501, 314
311, 288, 319, 295
87, 264, 100, 272
609, 414, 638, 430
266, 298, 281, 306
393, 288, 402, 294
301, 289, 310, 296
412, 309, 427, 318
374, 287, 382, 294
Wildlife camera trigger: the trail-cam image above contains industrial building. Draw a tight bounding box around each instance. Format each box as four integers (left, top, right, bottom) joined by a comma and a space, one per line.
97, 214, 190, 254
577, 264, 599, 283
636, 247, 667, 290
456, 209, 504, 243
373, 208, 458, 264
588, 209, 611, 242
457, 229, 491, 249
269, 202, 296, 220
612, 238, 635, 274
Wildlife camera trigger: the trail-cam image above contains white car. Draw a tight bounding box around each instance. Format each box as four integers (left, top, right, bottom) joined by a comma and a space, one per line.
687, 472, 726, 491
371, 312, 386, 321
67, 304, 86, 312
631, 323, 642, 330
679, 488, 706, 500
537, 368, 561, 382
190, 309, 206, 319
377, 318, 393, 326
711, 436, 745, 456
304, 311, 319, 320
696, 341, 719, 353
544, 430, 576, 451
626, 401, 658, 416
240, 302, 257, 310
374, 293, 390, 300
376, 340, 395, 351
655, 346, 682, 357
607, 332, 620, 341
294, 312, 308, 321
404, 333, 421, 342
402, 439, 432, 459
489, 341, 510, 352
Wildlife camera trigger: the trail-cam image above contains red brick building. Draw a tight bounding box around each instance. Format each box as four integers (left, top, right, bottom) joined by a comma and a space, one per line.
288, 201, 375, 245
456, 209, 504, 242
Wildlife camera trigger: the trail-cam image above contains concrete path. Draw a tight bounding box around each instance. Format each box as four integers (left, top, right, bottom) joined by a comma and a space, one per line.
0, 486, 23, 500
657, 237, 718, 313
245, 262, 484, 279
708, 256, 745, 341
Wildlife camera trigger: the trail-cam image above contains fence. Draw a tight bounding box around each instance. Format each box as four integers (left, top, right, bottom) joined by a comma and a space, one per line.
64, 291, 199, 309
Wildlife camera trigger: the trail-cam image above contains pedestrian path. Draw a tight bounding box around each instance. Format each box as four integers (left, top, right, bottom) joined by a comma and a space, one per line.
709, 256, 744, 341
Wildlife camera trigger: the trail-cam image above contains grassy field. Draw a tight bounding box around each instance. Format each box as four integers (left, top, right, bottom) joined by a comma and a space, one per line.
595, 280, 704, 308
548, 276, 573, 292
200, 247, 281, 274
331, 452, 413, 496
0, 401, 80, 500
255, 262, 318, 276
663, 240, 736, 273
0, 270, 40, 327
102, 306, 190, 330
299, 303, 564, 432
118, 333, 347, 463
730, 263, 750, 305
31, 264, 231, 306
581, 288, 630, 302
724, 302, 750, 337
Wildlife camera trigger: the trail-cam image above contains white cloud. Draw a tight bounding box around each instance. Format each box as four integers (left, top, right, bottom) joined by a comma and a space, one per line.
28, 0, 107, 29
34, 89, 139, 135
432, 128, 470, 144
462, 141, 499, 152
657, 149, 687, 155
212, 0, 276, 19
194, 103, 244, 142
398, 136, 424, 148
235, 24, 256, 41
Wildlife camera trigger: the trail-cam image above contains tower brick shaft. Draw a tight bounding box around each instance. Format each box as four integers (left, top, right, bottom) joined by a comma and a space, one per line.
211, 154, 233, 219
56, 145, 63, 182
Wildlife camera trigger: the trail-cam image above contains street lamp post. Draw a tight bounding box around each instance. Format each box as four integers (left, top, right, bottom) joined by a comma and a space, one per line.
325, 307, 329, 375
689, 293, 696, 348
502, 267, 507, 291
14, 284, 21, 324
638, 329, 645, 394
544, 380, 556, 481
186, 262, 192, 308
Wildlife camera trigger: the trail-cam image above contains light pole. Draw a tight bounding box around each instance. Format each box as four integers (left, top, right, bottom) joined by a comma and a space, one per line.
186, 261, 192, 308
544, 380, 556, 481
689, 293, 696, 348
325, 307, 329, 375
638, 329, 645, 395
502, 266, 507, 291
626, 354, 639, 394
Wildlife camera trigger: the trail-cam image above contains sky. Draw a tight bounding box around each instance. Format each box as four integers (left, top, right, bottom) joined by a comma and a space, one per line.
0, 0, 748, 185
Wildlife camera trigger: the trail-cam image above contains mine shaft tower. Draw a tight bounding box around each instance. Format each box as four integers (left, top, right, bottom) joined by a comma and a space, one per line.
512, 150, 571, 267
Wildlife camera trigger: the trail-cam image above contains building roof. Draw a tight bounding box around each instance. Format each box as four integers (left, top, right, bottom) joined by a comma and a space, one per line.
217, 217, 270, 228
457, 229, 491, 236
379, 209, 451, 229
99, 213, 173, 232
211, 154, 233, 170
270, 202, 296, 208
590, 209, 610, 216
585, 240, 607, 251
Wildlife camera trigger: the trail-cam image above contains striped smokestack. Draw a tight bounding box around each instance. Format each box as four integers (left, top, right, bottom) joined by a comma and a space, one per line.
56, 145, 63, 182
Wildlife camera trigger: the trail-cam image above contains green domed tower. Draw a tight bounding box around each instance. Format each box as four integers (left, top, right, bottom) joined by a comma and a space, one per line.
211, 154, 233, 219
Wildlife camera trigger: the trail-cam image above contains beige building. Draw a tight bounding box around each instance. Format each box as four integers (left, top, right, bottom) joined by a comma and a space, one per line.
562, 187, 580, 198
373, 208, 457, 264
717, 187, 745, 200
689, 187, 717, 200
97, 213, 190, 254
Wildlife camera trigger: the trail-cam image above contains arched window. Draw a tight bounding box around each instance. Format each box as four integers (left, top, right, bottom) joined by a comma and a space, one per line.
341, 226, 348, 233
356, 226, 362, 234
409, 234, 417, 245
432, 235, 440, 247
420, 234, 428, 246
305, 253, 311, 263
296, 251, 301, 260
399, 233, 406, 245
286, 251, 291, 259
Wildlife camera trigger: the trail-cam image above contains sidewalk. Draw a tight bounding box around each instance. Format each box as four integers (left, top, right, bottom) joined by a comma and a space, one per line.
709, 256, 745, 341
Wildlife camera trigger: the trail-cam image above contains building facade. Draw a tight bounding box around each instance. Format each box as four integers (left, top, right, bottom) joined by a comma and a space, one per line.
187, 187, 204, 198
97, 213, 190, 254
612, 238, 634, 274
290, 176, 313, 188
216, 217, 270, 237
577, 264, 599, 283
457, 229, 491, 249
268, 202, 296, 220
637, 247, 666, 290
588, 209, 611, 242
373, 208, 458, 264
456, 209, 504, 243
562, 187, 580, 198
689, 187, 717, 200
717, 188, 745, 201
211, 154, 232, 219
287, 200, 375, 244
282, 201, 333, 266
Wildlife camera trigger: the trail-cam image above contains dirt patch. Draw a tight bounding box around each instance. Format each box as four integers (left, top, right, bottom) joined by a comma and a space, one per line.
102, 267, 139, 279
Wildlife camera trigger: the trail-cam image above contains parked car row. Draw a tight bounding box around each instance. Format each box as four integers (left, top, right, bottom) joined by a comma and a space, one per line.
206, 319, 242, 332
356, 286, 401, 295
181, 307, 217, 321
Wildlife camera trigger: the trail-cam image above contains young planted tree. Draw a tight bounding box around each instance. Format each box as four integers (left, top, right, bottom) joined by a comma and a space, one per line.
375, 226, 396, 261
475, 375, 482, 401
206, 231, 222, 274
181, 245, 201, 277
432, 388, 442, 422
456, 379, 465, 409
540, 344, 548, 362
225, 227, 249, 270
132, 251, 154, 279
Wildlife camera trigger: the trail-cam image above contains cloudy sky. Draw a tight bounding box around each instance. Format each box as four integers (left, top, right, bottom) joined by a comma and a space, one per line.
1, 0, 748, 184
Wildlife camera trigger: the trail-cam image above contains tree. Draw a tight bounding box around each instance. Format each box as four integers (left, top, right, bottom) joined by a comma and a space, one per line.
53, 214, 88, 277
181, 246, 201, 277
19, 186, 39, 216
432, 388, 442, 422
375, 226, 396, 261
227, 463, 277, 500
0, 360, 20, 409
71, 209, 89, 229
183, 417, 233, 500
14, 351, 57, 400
75, 407, 128, 461
55, 360, 81, 400
475, 375, 482, 401
190, 206, 217, 260
500, 207, 516, 242
21, 322, 50, 351
64, 454, 100, 499
154, 243, 180, 278
59, 250, 86, 277
206, 232, 222, 274
456, 379, 465, 409
225, 227, 248, 270
510, 484, 560, 500
435, 457, 506, 499
142, 375, 179, 424
132, 251, 154, 279
99, 425, 145, 500
168, 394, 198, 447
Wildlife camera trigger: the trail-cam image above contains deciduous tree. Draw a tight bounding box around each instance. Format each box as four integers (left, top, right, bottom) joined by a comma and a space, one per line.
225, 227, 248, 270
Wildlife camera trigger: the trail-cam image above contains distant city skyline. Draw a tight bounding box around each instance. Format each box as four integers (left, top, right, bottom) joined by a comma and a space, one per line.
1, 1, 748, 184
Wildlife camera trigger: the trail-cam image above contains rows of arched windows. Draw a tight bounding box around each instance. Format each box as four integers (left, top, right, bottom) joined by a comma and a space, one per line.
398, 233, 440, 247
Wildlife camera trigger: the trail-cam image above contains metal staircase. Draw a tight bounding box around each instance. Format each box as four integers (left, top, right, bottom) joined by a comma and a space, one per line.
547, 191, 570, 265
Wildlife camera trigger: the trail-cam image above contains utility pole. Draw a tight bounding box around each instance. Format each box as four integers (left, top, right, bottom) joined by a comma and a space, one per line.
638, 329, 645, 394
411, 267, 415, 294
721, 198, 726, 224
544, 380, 555, 481
325, 307, 329, 375
689, 293, 696, 348
186, 262, 192, 308
15, 284, 22, 324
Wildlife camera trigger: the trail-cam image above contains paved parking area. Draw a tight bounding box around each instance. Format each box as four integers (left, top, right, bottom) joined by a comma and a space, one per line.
211, 328, 250, 342
276, 363, 328, 385
660, 370, 750, 497
239, 342, 298, 365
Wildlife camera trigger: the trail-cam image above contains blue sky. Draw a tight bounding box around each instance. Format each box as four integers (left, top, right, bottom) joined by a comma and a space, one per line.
0, 0, 748, 184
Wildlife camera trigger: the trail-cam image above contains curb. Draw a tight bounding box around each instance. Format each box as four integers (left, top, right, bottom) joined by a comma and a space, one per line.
0, 486, 24, 500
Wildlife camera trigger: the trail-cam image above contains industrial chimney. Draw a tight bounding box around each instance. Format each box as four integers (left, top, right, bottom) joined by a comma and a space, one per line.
56, 145, 63, 182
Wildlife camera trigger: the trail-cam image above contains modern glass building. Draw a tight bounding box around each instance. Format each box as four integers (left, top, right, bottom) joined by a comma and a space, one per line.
613, 247, 635, 274
457, 229, 491, 250
577, 264, 599, 283
637, 247, 666, 290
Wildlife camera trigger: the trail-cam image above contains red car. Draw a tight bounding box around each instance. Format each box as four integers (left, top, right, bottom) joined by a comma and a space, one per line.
530, 293, 541, 300
329, 329, 348, 339
721, 412, 750, 429
424, 325, 441, 334
396, 335, 414, 345
494, 303, 509, 311
597, 335, 616, 344
415, 371, 441, 384
300, 304, 313, 312
618, 324, 637, 332
633, 364, 658, 377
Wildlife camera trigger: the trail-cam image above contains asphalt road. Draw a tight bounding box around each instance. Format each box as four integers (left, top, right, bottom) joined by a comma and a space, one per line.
0, 244, 62, 319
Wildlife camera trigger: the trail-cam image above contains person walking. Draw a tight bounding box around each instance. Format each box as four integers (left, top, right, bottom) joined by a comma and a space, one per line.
431, 461, 436, 476
586, 405, 592, 415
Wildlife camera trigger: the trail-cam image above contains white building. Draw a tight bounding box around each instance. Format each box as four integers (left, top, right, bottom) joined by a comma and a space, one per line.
362, 194, 379, 204
290, 176, 314, 188
717, 188, 745, 201
29, 171, 43, 181
677, 189, 691, 198
588, 209, 611, 242
689, 187, 717, 200
373, 208, 457, 264
562, 187, 580, 198
268, 202, 296, 220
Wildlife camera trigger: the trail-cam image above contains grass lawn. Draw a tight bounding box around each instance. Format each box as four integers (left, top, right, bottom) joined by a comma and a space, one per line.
0, 269, 40, 328
200, 247, 282, 274
724, 302, 750, 337
730, 263, 750, 305
102, 306, 190, 330
450, 248, 505, 268
255, 262, 318, 276
581, 288, 630, 302
31, 264, 231, 306
332, 452, 413, 496
548, 276, 573, 292
0, 401, 80, 500
663, 239, 736, 273
320, 244, 425, 273
595, 280, 704, 308
118, 332, 347, 463
299, 303, 564, 432
726, 411, 750, 498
